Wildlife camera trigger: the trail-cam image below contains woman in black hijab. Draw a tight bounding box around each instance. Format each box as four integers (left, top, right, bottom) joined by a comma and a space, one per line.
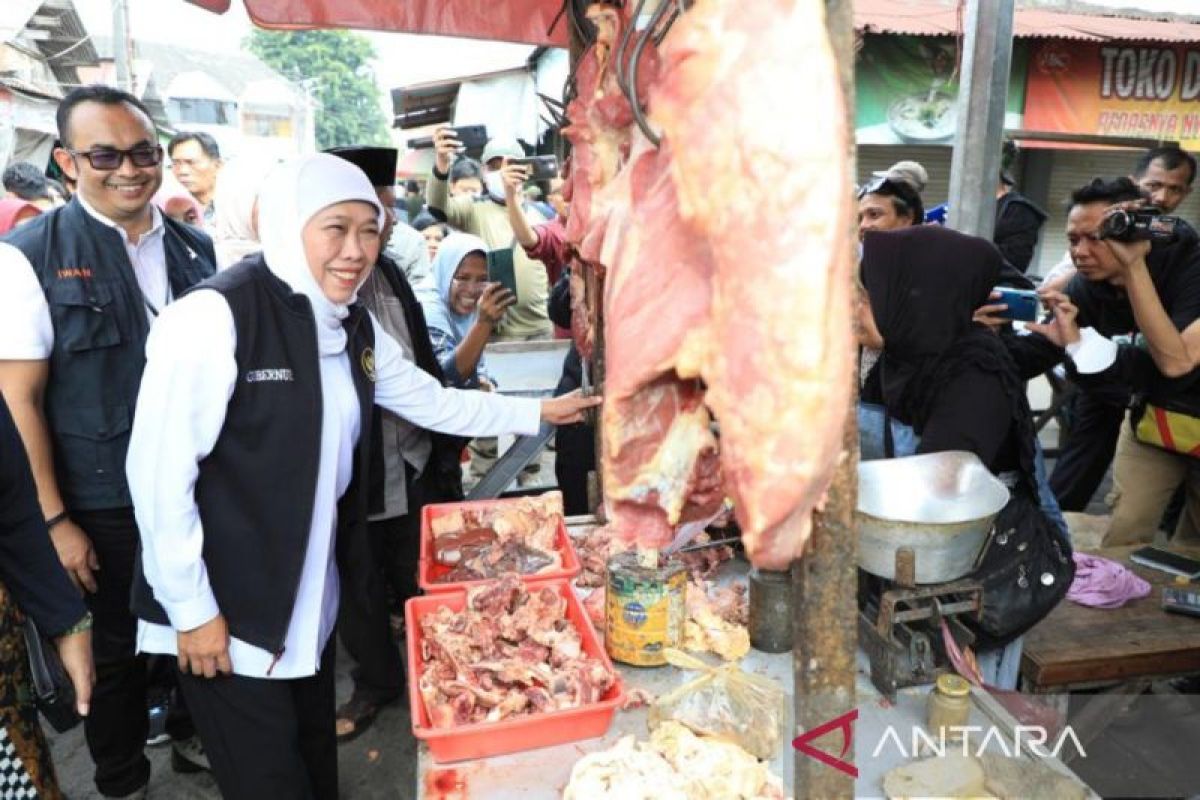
861, 224, 1028, 471
860, 225, 1071, 689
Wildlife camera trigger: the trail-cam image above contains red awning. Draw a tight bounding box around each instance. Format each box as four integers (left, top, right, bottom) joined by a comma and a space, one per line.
183, 0, 570, 47
854, 0, 1200, 43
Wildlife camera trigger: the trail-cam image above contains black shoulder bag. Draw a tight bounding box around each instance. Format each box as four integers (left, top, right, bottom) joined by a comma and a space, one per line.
22, 617, 81, 733
966, 479, 1075, 650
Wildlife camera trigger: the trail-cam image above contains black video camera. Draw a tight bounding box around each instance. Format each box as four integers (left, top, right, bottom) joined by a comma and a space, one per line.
1099, 207, 1180, 243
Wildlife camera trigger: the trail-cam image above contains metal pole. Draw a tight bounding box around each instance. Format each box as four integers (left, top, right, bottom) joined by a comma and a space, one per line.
946, 0, 1015, 239
793, 1, 857, 797
112, 0, 131, 92
571, 4, 606, 520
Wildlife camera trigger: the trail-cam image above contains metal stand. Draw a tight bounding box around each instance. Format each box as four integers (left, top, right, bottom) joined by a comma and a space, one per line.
464, 421, 557, 500
792, 3, 857, 797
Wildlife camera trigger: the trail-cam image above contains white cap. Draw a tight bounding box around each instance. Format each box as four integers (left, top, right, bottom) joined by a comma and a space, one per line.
481, 137, 523, 164
872, 160, 928, 194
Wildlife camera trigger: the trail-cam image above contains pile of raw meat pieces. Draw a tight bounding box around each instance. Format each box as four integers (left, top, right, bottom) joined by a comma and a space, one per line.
417, 575, 614, 728
430, 493, 564, 583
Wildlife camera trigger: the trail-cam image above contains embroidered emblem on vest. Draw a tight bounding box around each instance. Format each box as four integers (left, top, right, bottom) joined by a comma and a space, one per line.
361, 347, 377, 383
246, 369, 294, 383
56, 267, 94, 280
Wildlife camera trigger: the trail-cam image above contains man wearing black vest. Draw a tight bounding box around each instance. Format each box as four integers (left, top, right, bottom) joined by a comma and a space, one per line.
324, 145, 465, 740
0, 85, 215, 799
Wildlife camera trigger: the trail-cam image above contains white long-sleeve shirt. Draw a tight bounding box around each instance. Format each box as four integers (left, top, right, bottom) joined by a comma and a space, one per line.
128, 288, 541, 679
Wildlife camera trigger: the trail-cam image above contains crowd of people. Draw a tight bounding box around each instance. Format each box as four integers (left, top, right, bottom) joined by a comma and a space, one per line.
0, 84, 596, 799
1, 75, 1198, 798
855, 144, 1200, 688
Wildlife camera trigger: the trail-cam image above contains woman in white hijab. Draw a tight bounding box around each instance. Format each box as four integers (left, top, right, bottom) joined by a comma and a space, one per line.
210, 157, 274, 269
421, 231, 516, 388
125, 153, 598, 799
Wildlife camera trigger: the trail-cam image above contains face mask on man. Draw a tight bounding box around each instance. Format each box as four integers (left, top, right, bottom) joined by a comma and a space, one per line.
483, 170, 505, 200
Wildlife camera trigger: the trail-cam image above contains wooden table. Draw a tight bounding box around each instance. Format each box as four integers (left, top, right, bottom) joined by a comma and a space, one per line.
1021, 545, 1200, 692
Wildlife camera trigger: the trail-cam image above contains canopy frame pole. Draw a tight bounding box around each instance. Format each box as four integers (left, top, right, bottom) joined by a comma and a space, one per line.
793, 1, 858, 797
947, 0, 1016, 238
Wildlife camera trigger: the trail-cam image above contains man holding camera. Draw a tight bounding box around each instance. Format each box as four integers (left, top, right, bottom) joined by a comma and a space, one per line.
1044, 147, 1196, 513
1030, 176, 1200, 547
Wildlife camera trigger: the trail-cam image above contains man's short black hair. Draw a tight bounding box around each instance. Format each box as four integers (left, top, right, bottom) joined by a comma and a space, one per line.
167, 131, 221, 161
449, 157, 482, 184
1133, 146, 1197, 186
862, 178, 924, 227
2, 162, 49, 201
1069, 176, 1146, 209
56, 84, 154, 149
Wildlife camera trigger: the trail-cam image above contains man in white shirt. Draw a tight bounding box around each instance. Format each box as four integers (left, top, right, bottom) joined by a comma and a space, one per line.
0, 85, 216, 799
168, 131, 222, 228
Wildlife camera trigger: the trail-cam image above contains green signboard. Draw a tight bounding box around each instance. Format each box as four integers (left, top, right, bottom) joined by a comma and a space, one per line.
856, 35, 1028, 145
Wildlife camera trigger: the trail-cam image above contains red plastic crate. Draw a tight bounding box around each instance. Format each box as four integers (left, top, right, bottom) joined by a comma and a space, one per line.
406, 578, 624, 763
418, 498, 581, 593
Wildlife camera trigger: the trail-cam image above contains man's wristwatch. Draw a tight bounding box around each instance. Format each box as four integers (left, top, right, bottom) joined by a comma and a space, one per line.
45, 511, 69, 531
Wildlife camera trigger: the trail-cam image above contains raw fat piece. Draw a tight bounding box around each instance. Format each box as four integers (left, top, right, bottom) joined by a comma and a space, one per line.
567, 0, 853, 566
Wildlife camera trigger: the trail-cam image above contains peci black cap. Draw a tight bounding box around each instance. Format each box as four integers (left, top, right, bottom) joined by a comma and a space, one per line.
324, 146, 398, 188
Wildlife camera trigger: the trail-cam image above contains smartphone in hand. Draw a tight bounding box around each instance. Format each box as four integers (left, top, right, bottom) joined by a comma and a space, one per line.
487, 248, 518, 301
992, 287, 1040, 322
406, 124, 489, 151
509, 155, 559, 181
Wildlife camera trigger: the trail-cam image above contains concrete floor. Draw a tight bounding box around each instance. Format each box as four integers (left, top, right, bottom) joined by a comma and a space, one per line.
46, 638, 419, 800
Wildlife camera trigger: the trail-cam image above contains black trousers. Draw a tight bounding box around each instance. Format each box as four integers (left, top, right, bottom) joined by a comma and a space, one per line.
71, 507, 151, 797
72, 508, 194, 796
179, 641, 338, 800
1048, 388, 1127, 512
554, 421, 596, 517
337, 466, 424, 705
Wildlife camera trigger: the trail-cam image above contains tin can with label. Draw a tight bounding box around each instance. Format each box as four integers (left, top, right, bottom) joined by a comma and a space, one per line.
604, 551, 686, 666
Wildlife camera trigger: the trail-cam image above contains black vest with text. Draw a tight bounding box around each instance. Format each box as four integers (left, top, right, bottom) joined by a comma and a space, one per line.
130, 257, 377, 656
2, 198, 215, 510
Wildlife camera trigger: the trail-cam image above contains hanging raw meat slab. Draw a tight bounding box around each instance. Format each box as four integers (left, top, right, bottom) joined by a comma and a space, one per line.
568, 0, 853, 568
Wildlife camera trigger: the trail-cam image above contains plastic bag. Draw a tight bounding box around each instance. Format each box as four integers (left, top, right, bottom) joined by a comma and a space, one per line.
649, 648, 787, 760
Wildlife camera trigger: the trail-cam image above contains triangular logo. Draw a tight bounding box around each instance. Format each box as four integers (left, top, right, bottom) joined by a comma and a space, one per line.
792, 708, 858, 778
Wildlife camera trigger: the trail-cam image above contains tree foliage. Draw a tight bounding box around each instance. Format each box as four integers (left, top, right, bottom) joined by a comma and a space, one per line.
246, 29, 391, 150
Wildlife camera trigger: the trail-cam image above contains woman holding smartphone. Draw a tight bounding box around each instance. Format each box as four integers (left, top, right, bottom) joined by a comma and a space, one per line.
420, 232, 516, 389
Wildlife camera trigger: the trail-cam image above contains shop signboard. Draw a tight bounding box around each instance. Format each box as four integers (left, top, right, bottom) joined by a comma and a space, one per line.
1024, 39, 1200, 150
855, 35, 1029, 146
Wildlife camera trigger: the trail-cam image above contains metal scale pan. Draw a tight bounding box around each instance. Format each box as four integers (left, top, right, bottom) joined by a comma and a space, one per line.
857, 451, 1010, 585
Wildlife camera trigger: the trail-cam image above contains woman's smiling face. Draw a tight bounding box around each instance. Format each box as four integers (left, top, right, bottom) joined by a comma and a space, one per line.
301, 200, 381, 303
448, 252, 488, 315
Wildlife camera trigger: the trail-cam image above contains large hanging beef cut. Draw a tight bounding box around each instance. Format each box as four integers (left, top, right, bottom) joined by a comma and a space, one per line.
564, 0, 853, 569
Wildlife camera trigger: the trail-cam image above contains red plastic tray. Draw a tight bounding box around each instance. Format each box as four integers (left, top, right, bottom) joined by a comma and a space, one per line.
418, 498, 581, 593
406, 578, 624, 763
